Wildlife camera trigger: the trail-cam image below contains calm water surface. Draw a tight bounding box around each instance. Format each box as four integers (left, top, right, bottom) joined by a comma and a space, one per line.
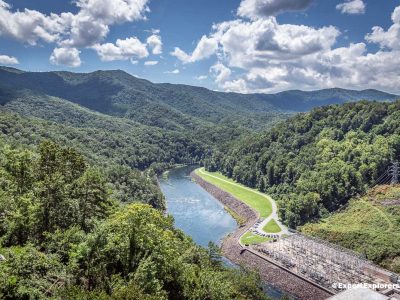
159, 166, 237, 247
159, 166, 295, 300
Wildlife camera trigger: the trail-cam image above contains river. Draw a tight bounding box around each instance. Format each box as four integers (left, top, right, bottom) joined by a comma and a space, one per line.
159, 166, 292, 300
159, 165, 237, 247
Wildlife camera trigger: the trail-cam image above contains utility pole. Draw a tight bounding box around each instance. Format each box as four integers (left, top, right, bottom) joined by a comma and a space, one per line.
389, 161, 399, 185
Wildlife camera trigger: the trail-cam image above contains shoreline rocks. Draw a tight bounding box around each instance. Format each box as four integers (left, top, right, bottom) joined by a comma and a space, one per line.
191, 171, 331, 300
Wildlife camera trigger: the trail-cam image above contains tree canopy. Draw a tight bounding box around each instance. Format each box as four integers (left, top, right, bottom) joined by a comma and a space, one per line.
0, 140, 269, 300
206, 101, 400, 227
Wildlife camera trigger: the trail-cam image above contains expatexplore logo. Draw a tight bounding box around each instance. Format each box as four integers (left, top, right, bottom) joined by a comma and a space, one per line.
332, 282, 400, 290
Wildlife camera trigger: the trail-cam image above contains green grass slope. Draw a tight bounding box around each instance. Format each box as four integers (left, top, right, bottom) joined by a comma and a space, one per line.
262, 219, 281, 233
195, 168, 272, 218
301, 185, 400, 273
240, 232, 272, 245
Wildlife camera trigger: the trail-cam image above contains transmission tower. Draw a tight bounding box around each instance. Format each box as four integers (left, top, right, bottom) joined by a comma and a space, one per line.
389, 161, 399, 185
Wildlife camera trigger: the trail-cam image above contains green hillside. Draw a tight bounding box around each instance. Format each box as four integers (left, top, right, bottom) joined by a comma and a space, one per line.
207, 101, 400, 227
301, 185, 400, 273
0, 92, 206, 172
0, 67, 288, 130
1, 67, 397, 131
1, 66, 400, 299
0, 140, 268, 299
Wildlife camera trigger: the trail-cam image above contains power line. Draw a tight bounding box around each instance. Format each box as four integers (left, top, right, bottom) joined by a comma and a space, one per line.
366, 170, 390, 191
389, 161, 399, 185
363, 161, 399, 195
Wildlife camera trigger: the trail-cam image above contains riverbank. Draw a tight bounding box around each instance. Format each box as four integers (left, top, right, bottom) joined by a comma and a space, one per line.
158, 166, 237, 247
195, 168, 272, 218
191, 171, 331, 300
195, 168, 289, 239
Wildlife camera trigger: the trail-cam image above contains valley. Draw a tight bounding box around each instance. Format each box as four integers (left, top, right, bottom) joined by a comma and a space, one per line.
0, 67, 400, 299
2, 0, 400, 299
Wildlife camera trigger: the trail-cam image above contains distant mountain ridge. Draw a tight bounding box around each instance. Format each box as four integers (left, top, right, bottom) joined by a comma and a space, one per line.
0, 66, 397, 130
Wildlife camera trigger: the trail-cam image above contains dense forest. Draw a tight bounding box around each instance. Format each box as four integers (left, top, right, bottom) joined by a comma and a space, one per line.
0, 104, 207, 173
1, 67, 399, 299
0, 139, 268, 299
0, 67, 396, 131
206, 101, 400, 227
0, 67, 397, 175
0, 68, 275, 298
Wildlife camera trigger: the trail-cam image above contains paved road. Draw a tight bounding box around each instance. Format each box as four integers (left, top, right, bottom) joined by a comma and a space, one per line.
198, 168, 289, 236
192, 171, 331, 300
255, 200, 289, 236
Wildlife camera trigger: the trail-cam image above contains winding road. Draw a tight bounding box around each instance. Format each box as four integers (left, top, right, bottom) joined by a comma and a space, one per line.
192, 169, 332, 299
197, 168, 289, 237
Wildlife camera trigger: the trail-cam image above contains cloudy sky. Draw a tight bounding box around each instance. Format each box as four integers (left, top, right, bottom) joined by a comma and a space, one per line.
0, 0, 399, 94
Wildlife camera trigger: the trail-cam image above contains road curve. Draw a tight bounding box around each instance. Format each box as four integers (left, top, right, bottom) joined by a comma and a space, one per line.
197, 168, 289, 236
191, 170, 332, 300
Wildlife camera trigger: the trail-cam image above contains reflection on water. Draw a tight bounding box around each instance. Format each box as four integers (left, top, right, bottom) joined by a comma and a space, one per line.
159, 166, 237, 247
159, 166, 294, 300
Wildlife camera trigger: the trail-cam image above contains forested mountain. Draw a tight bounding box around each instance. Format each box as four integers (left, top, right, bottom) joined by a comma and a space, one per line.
0, 94, 206, 172
0, 66, 279, 299
0, 67, 396, 171
206, 101, 400, 227
0, 67, 397, 130
1, 66, 399, 299
0, 67, 285, 130
0, 140, 268, 299
262, 88, 398, 112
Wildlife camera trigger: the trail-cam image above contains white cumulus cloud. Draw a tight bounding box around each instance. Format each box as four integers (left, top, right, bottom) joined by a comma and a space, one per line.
0, 0, 150, 47
366, 6, 400, 50
92, 37, 148, 61
146, 34, 162, 55
212, 18, 339, 70
50, 47, 81, 67
60, 0, 150, 47
336, 0, 366, 15
172, 4, 400, 94
171, 35, 218, 63
0, 0, 67, 45
195, 75, 207, 80
0, 54, 19, 64
0, 0, 152, 65
164, 69, 180, 74
210, 63, 232, 83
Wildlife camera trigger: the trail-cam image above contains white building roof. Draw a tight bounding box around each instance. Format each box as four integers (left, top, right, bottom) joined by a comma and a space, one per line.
329, 287, 388, 300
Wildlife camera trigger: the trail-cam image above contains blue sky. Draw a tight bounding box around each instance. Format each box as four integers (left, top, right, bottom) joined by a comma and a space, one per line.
0, 0, 400, 93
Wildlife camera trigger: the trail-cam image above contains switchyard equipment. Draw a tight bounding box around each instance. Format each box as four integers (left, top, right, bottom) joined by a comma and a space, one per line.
255, 233, 398, 293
